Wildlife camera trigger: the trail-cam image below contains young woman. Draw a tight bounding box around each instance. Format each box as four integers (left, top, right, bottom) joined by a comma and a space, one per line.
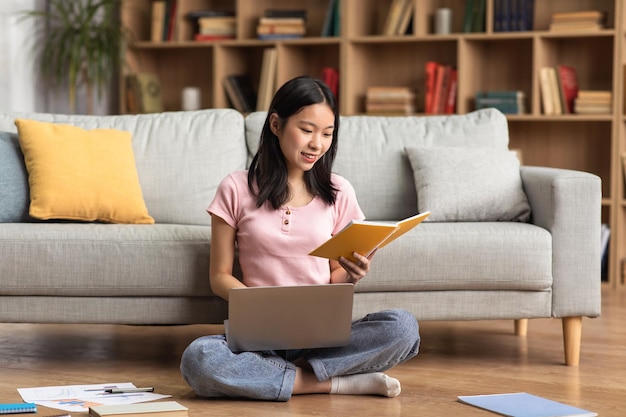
180, 76, 420, 401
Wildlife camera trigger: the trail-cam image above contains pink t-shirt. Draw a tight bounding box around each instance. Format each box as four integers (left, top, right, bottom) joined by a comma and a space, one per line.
208, 170, 365, 287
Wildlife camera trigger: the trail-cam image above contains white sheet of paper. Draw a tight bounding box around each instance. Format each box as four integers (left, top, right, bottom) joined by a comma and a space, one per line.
18, 383, 171, 413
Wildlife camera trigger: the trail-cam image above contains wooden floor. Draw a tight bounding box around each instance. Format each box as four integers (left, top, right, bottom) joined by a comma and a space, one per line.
2, 288, 625, 417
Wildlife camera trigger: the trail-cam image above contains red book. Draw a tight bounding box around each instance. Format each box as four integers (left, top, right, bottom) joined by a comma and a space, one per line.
321, 67, 339, 99
444, 68, 458, 114
424, 61, 439, 114
556, 65, 579, 114
432, 64, 451, 114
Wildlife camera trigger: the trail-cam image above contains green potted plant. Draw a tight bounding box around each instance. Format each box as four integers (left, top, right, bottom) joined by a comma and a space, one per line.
23, 0, 128, 114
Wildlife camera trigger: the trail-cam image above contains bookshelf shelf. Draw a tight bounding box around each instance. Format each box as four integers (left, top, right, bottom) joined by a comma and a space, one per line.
121, 0, 626, 289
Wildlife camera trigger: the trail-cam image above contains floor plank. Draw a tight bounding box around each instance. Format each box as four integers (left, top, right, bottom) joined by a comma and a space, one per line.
1, 288, 624, 416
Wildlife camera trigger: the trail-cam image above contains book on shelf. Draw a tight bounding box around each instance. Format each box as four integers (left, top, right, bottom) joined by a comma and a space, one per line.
539, 67, 562, 115
424, 62, 457, 114
320, 0, 339, 36
475, 90, 526, 114
223, 75, 257, 114
320, 67, 339, 100
457, 392, 597, 417
493, 0, 534, 32
256, 48, 278, 111
549, 10, 606, 32
309, 211, 430, 263
463, 0, 486, 33
160, 0, 178, 41
556, 65, 579, 114
89, 401, 188, 417
365, 86, 415, 115
126, 73, 163, 114
151, 1, 166, 42
0, 403, 37, 414
382, 0, 411, 36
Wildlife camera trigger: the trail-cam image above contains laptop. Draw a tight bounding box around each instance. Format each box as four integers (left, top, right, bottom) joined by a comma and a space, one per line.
225, 284, 354, 352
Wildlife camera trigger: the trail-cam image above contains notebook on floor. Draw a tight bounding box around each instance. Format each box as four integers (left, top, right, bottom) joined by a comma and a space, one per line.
225, 283, 354, 352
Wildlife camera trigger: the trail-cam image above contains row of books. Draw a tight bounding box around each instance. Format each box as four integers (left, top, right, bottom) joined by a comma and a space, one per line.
151, 0, 178, 42
475, 90, 526, 114
365, 87, 415, 115
539, 65, 578, 115
493, 0, 534, 32
549, 10, 606, 32
381, 0, 413, 36
257, 9, 306, 40
223, 62, 339, 114
463, 0, 486, 33
424, 61, 457, 115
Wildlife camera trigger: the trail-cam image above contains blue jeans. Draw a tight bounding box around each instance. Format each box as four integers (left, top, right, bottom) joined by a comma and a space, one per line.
180, 309, 420, 401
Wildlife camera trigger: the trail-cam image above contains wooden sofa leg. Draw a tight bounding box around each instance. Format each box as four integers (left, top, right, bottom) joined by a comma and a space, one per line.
514, 319, 528, 336
562, 316, 582, 366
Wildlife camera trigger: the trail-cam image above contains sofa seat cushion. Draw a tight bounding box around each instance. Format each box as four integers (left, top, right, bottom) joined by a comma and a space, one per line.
0, 223, 213, 297
357, 222, 552, 292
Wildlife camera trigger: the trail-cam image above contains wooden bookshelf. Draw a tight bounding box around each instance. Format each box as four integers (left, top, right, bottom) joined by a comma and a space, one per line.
120, 0, 626, 289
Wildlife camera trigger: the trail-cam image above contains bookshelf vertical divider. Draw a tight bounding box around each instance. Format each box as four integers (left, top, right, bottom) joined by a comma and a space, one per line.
121, 0, 626, 289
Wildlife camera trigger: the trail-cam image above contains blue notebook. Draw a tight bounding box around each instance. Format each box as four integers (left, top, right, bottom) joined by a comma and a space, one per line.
0, 403, 37, 415
457, 393, 597, 417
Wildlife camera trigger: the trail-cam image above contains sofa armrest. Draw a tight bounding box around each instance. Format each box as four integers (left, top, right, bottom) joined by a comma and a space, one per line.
520, 166, 602, 318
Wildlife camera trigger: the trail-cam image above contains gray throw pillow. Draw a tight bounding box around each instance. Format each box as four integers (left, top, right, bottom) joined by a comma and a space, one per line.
405, 146, 531, 222
0, 131, 31, 222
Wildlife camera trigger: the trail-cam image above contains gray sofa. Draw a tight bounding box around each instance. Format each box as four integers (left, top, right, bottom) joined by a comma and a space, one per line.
0, 108, 601, 366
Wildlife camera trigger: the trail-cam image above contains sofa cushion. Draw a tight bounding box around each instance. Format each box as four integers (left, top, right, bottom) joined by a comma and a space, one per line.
0, 110, 247, 226
0, 131, 31, 222
15, 118, 154, 224
0, 223, 214, 297
357, 222, 552, 293
405, 146, 531, 222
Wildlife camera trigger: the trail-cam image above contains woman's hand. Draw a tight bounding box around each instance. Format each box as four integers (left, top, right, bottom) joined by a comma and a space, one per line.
338, 250, 376, 285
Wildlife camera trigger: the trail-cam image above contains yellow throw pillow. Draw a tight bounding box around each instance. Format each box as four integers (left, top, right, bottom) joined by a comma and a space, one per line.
15, 118, 154, 224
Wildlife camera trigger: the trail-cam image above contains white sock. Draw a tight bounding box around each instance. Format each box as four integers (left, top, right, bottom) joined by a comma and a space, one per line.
330, 372, 401, 397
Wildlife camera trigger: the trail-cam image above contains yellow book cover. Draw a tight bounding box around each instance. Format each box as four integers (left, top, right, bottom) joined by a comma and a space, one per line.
309, 211, 430, 262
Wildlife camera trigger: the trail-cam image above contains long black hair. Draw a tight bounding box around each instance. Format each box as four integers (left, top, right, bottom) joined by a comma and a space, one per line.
248, 75, 340, 209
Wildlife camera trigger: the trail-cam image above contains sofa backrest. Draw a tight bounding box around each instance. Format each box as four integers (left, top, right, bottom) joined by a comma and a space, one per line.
0, 109, 247, 225
245, 108, 509, 220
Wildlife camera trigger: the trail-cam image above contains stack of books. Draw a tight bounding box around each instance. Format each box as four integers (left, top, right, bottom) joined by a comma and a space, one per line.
189, 11, 236, 41
574, 90, 612, 114
365, 87, 415, 115
475, 91, 526, 114
257, 10, 306, 40
549, 10, 606, 32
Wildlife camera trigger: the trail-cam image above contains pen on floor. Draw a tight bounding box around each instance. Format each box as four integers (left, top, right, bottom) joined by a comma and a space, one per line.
104, 387, 154, 394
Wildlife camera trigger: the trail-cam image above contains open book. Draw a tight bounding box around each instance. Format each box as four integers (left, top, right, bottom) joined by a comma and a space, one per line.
309, 211, 430, 262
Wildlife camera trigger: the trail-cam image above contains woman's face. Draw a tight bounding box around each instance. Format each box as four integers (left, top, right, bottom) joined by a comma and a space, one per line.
270, 103, 335, 175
